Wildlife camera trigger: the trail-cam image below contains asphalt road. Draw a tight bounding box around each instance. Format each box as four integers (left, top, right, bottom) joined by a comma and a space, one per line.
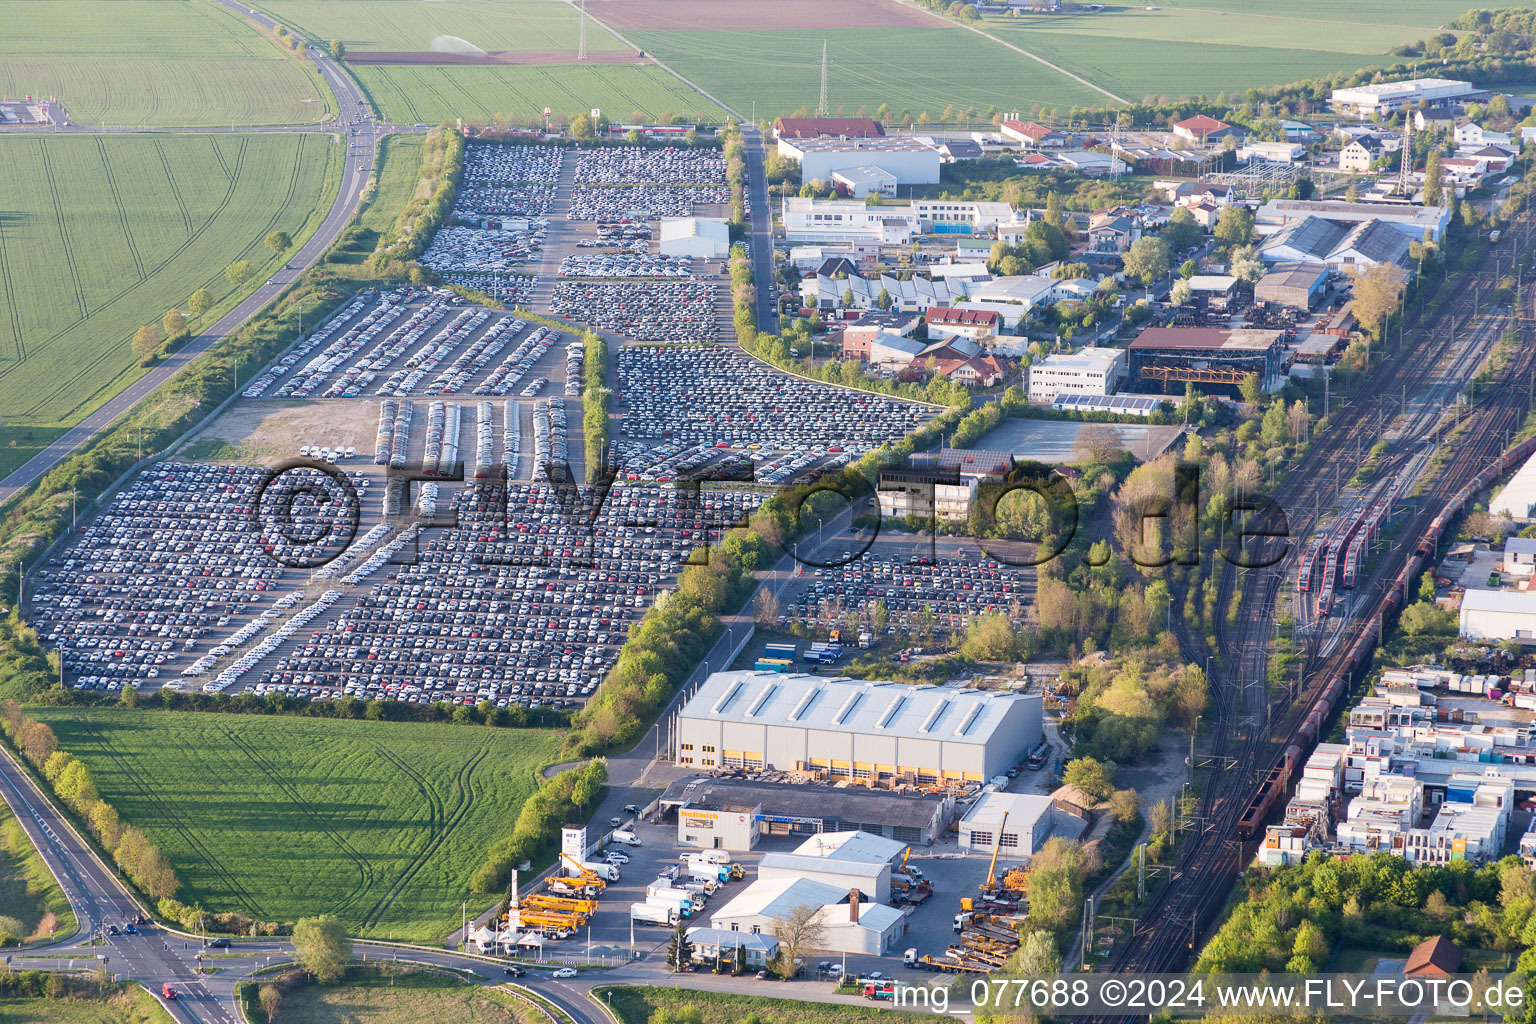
0, 8, 380, 508
739, 124, 779, 334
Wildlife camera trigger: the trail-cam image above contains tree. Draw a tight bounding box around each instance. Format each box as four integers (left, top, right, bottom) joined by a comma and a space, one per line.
131, 324, 162, 361
1074, 423, 1124, 464
1349, 263, 1407, 338
1229, 244, 1264, 286
1062, 756, 1114, 803
1122, 236, 1171, 287
162, 308, 187, 336
1179, 258, 1199, 279
1170, 279, 1193, 306
1260, 400, 1288, 447
840, 287, 854, 308
259, 985, 283, 1023
1015, 930, 1062, 974
1149, 798, 1172, 836
265, 230, 292, 254
1108, 788, 1141, 823
876, 287, 892, 310
1424, 148, 1444, 207
188, 288, 213, 318
1238, 372, 1264, 408
569, 111, 595, 140
769, 903, 825, 979
329, 39, 345, 59
1213, 205, 1254, 248
225, 260, 253, 286
1162, 206, 1202, 251
666, 919, 694, 971
961, 610, 1021, 661
292, 914, 351, 982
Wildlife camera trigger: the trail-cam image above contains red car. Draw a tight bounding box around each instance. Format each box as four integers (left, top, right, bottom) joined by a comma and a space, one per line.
162, 984, 178, 999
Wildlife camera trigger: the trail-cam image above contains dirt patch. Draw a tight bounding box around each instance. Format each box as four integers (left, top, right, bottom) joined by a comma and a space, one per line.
587, 0, 943, 31
346, 49, 653, 66
177, 400, 386, 465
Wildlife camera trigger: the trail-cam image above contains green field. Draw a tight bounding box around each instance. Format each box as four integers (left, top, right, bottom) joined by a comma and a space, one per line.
33, 708, 560, 940
261, 967, 545, 1024
626, 26, 1107, 120
352, 63, 722, 123
0, 132, 339, 435
0, 986, 174, 1024
0, 0, 329, 126
328, 133, 424, 270
263, 0, 627, 52
599, 986, 949, 1024
0, 801, 75, 944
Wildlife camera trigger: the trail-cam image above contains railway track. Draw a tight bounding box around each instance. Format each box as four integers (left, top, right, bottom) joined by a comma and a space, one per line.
1102, 216, 1536, 979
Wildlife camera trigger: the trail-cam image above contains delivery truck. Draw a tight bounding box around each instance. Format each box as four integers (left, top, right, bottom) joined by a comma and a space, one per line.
630, 902, 679, 927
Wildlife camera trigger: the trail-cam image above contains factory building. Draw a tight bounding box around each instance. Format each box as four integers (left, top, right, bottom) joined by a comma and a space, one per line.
1458, 590, 1536, 643
675, 672, 1043, 785
660, 776, 954, 846
1127, 326, 1286, 395
1330, 78, 1482, 117
778, 136, 942, 188
1255, 199, 1449, 243
677, 801, 761, 851
708, 831, 908, 955
1027, 347, 1125, 403
1255, 262, 1330, 309
957, 792, 1059, 856
1491, 449, 1536, 521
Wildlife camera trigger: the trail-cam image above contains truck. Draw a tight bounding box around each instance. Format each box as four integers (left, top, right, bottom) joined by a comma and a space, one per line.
579, 860, 621, 882
647, 886, 695, 916
862, 981, 895, 1001
630, 902, 679, 927
858, 632, 872, 649
688, 862, 730, 884
763, 643, 797, 660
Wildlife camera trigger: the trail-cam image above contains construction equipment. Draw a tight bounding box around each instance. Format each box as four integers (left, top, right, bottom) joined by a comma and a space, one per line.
727, 863, 745, 881
948, 943, 1008, 968
1001, 864, 1029, 895
546, 877, 602, 898
506, 908, 585, 932
558, 851, 608, 893
523, 893, 598, 916
980, 811, 1008, 894
960, 932, 1016, 956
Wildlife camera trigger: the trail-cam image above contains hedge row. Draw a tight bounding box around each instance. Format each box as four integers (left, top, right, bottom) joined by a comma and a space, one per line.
470, 758, 607, 894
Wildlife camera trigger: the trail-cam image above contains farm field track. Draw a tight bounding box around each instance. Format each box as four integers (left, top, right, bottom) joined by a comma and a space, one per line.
346, 49, 652, 65
586, 0, 942, 30
263, 0, 629, 53
984, 29, 1375, 105
0, 0, 328, 126
32, 708, 562, 941
625, 26, 1106, 118
353, 63, 723, 123
0, 132, 339, 435
983, 4, 1425, 53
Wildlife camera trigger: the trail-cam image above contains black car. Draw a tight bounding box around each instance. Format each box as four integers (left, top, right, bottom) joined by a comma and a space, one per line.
502, 966, 525, 977
208, 938, 230, 949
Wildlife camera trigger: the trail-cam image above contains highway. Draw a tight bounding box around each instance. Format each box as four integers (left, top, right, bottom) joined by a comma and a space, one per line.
0, 2, 381, 507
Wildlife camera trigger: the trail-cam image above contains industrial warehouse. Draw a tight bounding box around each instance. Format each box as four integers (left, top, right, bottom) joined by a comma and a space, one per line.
660, 776, 956, 848
674, 672, 1044, 784
1127, 325, 1287, 394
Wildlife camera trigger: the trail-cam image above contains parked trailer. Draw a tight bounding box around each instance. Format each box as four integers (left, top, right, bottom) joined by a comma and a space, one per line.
763, 643, 797, 660
754, 658, 793, 673
630, 902, 679, 926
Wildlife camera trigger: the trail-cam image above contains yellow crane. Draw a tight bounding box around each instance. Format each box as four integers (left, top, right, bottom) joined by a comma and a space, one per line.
558, 851, 607, 893
979, 811, 1008, 894
524, 893, 598, 916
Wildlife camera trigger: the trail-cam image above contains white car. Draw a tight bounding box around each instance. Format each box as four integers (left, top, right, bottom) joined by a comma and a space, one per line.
552, 967, 578, 979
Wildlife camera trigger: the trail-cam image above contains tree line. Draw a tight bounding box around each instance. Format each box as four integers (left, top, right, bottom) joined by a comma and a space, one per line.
471, 758, 607, 895
0, 703, 177, 905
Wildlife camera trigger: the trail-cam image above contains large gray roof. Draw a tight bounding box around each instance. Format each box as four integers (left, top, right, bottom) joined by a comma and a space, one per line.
1259, 216, 1348, 260
679, 671, 1035, 747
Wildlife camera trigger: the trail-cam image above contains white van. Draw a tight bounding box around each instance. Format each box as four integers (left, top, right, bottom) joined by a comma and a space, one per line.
612, 830, 642, 846
691, 849, 730, 865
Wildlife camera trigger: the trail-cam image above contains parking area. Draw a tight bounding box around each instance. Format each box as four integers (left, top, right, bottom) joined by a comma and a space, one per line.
552, 282, 721, 344
31, 454, 764, 708
774, 534, 1033, 643
617, 346, 937, 450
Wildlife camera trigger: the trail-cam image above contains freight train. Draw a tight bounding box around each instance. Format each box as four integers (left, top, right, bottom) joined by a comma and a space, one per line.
1238, 436, 1536, 839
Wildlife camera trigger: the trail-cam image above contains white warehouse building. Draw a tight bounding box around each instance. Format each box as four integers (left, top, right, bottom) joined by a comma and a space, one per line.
657, 216, 731, 258
779, 136, 941, 188
1330, 78, 1480, 117
1459, 590, 1536, 643
676, 672, 1044, 784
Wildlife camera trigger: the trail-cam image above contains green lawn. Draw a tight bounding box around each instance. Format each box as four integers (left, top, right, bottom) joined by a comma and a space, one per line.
626, 26, 1107, 120
0, 985, 174, 1024
32, 708, 562, 941
263, 0, 628, 53
0, 801, 75, 944
259, 966, 547, 1024
328, 133, 424, 270
0, 0, 330, 126
598, 986, 950, 1024
0, 131, 339, 432
351, 63, 723, 123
